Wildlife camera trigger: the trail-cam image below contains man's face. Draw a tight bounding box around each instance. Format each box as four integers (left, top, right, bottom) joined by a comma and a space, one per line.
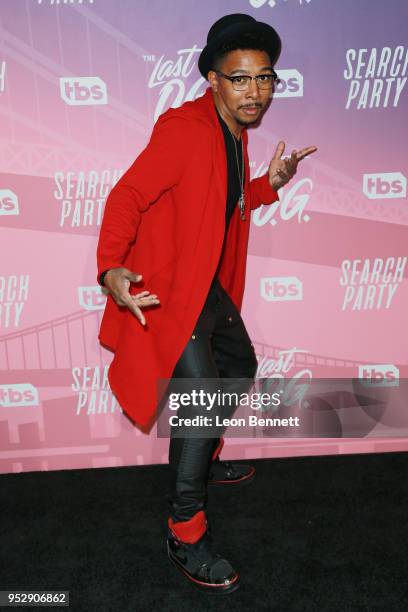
208, 49, 274, 126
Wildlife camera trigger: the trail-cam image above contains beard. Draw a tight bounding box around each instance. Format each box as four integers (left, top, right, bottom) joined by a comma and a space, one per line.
236, 116, 259, 125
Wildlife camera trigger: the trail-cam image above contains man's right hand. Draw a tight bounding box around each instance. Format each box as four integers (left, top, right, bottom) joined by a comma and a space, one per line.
103, 267, 160, 327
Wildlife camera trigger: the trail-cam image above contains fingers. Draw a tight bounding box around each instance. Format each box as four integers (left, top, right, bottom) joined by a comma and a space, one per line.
124, 269, 143, 283
132, 291, 161, 308
284, 151, 298, 175
266, 142, 317, 190
105, 268, 158, 326
273, 143, 317, 164
296, 146, 318, 162
270, 143, 317, 180
134, 290, 151, 298
275, 151, 297, 182
118, 290, 161, 326
103, 268, 142, 293
272, 140, 285, 160
120, 293, 147, 326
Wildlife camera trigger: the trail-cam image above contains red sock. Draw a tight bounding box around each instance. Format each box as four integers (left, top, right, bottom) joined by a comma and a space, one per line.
168, 510, 207, 544
211, 437, 224, 461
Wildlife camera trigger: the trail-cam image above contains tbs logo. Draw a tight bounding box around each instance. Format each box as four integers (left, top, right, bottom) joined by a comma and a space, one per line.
0, 384, 39, 407
260, 277, 303, 302
78, 286, 107, 311
358, 364, 399, 387
273, 70, 303, 98
0, 189, 19, 216
363, 173, 406, 199
60, 77, 108, 106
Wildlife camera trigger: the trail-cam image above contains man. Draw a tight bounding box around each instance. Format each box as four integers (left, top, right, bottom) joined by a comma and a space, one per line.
96, 13, 317, 594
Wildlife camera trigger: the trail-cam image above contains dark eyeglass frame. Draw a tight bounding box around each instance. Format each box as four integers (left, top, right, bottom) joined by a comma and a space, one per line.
213, 69, 281, 90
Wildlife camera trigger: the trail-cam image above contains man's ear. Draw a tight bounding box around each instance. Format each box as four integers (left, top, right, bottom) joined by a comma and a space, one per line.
207, 70, 219, 93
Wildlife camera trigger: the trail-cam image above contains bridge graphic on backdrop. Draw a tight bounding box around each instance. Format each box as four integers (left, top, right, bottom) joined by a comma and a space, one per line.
0, 5, 151, 159
0, 6, 407, 227
0, 308, 389, 385
0, 308, 406, 472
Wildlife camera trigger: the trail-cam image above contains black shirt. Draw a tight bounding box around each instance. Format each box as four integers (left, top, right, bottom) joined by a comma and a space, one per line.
210, 108, 244, 286
216, 107, 244, 232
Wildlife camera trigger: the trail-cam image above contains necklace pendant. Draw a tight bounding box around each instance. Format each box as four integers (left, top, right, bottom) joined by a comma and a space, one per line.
239, 194, 246, 221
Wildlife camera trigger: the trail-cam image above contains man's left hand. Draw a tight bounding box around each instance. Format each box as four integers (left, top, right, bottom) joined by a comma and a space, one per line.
268, 141, 318, 191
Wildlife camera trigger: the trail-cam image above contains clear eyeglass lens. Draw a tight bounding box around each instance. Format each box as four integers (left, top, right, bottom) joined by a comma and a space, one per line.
232, 75, 276, 91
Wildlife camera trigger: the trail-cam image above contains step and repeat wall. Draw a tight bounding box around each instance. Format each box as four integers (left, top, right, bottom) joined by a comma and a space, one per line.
1, 0, 407, 473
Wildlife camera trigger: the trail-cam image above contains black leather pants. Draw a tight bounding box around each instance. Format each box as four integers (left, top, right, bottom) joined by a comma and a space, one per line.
167, 278, 258, 522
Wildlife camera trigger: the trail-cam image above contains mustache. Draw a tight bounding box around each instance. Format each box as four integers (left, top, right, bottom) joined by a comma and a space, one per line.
239, 103, 262, 109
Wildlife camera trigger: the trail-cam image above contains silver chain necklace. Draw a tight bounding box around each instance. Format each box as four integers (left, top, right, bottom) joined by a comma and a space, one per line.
226, 127, 246, 221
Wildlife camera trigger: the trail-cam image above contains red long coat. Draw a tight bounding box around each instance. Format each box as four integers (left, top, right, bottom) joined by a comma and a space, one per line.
96, 86, 279, 432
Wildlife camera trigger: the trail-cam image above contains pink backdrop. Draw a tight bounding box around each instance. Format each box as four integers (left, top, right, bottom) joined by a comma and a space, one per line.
1, 0, 408, 473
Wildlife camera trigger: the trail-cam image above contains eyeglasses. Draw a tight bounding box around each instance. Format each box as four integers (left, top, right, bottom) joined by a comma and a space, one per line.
213, 69, 280, 91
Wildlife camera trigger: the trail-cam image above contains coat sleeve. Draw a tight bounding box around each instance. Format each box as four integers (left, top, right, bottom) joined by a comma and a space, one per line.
249, 172, 280, 211
96, 114, 202, 279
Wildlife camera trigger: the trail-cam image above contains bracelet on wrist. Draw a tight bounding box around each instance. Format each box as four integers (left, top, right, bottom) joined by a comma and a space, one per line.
98, 269, 111, 287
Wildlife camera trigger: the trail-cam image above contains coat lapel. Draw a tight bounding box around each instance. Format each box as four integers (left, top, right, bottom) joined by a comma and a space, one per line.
197, 87, 227, 226
196, 87, 251, 224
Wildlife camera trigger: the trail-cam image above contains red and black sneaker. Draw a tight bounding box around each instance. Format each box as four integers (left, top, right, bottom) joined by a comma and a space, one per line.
167, 511, 240, 594
208, 438, 255, 485
208, 456, 256, 485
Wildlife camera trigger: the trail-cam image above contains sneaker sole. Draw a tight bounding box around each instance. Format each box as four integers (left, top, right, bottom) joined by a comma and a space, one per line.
167, 543, 240, 595
208, 465, 256, 485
